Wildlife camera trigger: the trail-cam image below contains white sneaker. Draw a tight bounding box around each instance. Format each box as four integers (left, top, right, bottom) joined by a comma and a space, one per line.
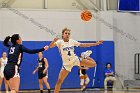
81, 50, 92, 58
6, 91, 9, 93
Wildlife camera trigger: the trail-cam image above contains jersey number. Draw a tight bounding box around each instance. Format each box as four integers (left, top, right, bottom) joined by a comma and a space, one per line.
39, 63, 42, 67
9, 47, 15, 54
68, 51, 71, 56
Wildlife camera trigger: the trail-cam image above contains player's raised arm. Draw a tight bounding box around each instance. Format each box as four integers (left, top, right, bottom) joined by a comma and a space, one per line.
79, 40, 103, 47
21, 45, 49, 54
49, 38, 59, 48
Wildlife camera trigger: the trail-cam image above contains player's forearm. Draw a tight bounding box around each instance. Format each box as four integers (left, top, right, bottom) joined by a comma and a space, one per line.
79, 67, 83, 69
34, 67, 39, 72
50, 38, 59, 48
81, 66, 87, 69
44, 66, 48, 70
49, 41, 56, 48
23, 47, 45, 54
80, 43, 99, 47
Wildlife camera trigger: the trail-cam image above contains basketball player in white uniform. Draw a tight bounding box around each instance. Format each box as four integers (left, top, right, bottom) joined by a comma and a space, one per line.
0, 52, 9, 93
50, 27, 103, 93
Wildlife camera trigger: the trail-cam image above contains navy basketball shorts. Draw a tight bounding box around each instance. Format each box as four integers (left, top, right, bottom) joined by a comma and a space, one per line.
38, 69, 48, 79
4, 63, 20, 80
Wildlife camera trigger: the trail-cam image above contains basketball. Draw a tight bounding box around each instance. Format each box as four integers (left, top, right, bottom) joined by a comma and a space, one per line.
81, 10, 92, 21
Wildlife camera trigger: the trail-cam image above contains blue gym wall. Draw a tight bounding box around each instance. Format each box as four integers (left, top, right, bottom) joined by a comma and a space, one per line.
0, 41, 114, 90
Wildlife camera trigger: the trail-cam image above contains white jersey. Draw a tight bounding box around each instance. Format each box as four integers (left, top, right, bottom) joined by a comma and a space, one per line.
55, 39, 81, 65
1, 57, 8, 70
0, 57, 8, 78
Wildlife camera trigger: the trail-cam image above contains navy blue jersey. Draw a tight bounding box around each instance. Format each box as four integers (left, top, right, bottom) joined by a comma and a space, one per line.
38, 58, 45, 70
8, 44, 44, 66
78, 66, 86, 75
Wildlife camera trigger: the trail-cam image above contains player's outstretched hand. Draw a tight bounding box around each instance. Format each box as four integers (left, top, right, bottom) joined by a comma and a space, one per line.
99, 40, 103, 44
44, 45, 49, 51
96, 40, 103, 45
32, 71, 36, 74
54, 38, 60, 42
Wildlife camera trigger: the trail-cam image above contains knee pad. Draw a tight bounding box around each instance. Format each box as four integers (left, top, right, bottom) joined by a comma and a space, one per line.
85, 77, 90, 85
80, 79, 84, 85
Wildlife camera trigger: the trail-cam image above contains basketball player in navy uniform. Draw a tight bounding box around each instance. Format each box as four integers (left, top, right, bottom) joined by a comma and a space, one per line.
3, 34, 49, 93
33, 52, 51, 93
78, 66, 89, 91
78, 50, 92, 91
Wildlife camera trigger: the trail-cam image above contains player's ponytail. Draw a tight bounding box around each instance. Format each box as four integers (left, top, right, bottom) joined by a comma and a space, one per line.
3, 36, 11, 47
3, 34, 20, 47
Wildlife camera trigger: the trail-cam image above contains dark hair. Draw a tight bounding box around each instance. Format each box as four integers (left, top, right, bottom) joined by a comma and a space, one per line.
106, 63, 111, 67
3, 34, 20, 47
2, 52, 7, 57
38, 52, 43, 54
